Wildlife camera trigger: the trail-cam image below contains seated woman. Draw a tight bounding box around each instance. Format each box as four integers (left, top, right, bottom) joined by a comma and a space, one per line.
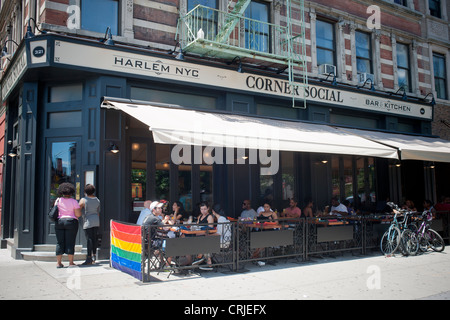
258, 201, 278, 221
171, 200, 188, 222
192, 202, 214, 270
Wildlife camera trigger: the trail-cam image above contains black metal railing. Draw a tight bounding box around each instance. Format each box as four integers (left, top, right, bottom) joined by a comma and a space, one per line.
112, 211, 449, 282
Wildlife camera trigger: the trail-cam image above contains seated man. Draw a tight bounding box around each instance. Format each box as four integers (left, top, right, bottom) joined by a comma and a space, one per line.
282, 198, 301, 218
240, 199, 257, 220
136, 200, 152, 225
142, 201, 166, 226
330, 197, 348, 216
142, 201, 174, 268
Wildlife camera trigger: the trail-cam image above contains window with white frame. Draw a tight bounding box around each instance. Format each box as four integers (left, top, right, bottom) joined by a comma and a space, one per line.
316, 20, 336, 68
187, 0, 219, 39
433, 53, 447, 99
396, 43, 411, 92
355, 31, 372, 75
244, 1, 270, 53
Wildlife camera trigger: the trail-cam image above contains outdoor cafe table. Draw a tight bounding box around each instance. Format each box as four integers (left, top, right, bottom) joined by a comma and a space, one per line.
170, 226, 217, 236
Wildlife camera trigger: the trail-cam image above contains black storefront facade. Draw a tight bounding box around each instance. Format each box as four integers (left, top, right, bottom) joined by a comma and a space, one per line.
2, 34, 449, 259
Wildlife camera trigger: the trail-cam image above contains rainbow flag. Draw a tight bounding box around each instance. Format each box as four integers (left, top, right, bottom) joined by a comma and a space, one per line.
110, 220, 143, 281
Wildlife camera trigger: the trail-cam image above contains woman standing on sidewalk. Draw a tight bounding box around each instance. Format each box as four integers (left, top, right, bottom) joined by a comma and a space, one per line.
79, 184, 101, 265
55, 183, 82, 268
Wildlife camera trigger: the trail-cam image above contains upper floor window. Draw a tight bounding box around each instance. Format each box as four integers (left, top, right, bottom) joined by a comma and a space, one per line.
81, 0, 119, 35
316, 20, 336, 67
188, 0, 218, 11
355, 31, 372, 75
244, 1, 270, 53
433, 53, 447, 99
187, 0, 219, 38
396, 43, 411, 92
429, 0, 442, 18
394, 0, 408, 6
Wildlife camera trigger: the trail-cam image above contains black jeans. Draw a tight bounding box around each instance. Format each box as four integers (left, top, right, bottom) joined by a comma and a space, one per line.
55, 218, 79, 255
84, 227, 98, 257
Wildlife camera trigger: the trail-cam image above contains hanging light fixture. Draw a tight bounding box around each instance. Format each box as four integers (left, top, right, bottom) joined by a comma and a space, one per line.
8, 146, 17, 158
227, 56, 243, 73
109, 143, 119, 154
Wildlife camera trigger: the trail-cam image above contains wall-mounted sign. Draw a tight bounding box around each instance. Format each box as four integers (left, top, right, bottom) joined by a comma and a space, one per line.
53, 39, 432, 120
1, 48, 27, 102
30, 40, 47, 64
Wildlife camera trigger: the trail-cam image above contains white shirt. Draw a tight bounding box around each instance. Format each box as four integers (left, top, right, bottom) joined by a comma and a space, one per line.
331, 203, 347, 216
217, 216, 231, 246
136, 208, 151, 225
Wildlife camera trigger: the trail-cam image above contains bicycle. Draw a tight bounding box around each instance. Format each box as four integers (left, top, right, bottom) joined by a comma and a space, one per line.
380, 203, 402, 255
398, 210, 419, 256
410, 211, 445, 253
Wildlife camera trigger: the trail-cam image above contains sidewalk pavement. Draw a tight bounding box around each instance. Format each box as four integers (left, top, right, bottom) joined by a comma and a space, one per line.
0, 247, 449, 300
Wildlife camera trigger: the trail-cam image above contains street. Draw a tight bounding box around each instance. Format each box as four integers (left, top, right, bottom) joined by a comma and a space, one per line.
0, 247, 449, 301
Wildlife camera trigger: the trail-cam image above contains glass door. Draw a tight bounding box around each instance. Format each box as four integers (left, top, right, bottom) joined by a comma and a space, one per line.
45, 138, 82, 243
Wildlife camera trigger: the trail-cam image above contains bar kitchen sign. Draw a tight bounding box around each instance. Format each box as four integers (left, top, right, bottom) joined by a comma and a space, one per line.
53, 39, 432, 120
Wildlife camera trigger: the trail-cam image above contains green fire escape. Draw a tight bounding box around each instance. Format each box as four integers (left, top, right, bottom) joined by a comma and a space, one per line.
176, 0, 308, 108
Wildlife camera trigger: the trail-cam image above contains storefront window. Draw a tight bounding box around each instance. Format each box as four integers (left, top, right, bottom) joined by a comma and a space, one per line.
48, 111, 82, 129
155, 144, 170, 200
48, 84, 83, 103
199, 146, 214, 205
368, 158, 376, 206
331, 155, 340, 198
343, 157, 353, 200
131, 142, 147, 202
131, 87, 216, 110
178, 164, 192, 213
260, 149, 274, 205
356, 157, 365, 208
356, 157, 377, 210
256, 103, 298, 119
281, 152, 295, 201
200, 165, 213, 204
50, 141, 78, 203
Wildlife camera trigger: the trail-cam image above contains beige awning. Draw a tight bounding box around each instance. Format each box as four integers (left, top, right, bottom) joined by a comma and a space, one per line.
101, 98, 399, 159
339, 128, 450, 162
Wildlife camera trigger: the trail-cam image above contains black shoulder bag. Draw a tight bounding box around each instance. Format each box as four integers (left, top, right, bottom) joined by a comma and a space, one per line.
48, 198, 60, 222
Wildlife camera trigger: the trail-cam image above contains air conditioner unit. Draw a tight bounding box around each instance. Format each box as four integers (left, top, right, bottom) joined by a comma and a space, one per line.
318, 64, 336, 76
359, 72, 374, 83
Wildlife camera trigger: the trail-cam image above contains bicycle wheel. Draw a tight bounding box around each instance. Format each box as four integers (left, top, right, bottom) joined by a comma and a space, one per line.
380, 226, 401, 255
400, 229, 419, 256
427, 229, 445, 252
418, 232, 430, 252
